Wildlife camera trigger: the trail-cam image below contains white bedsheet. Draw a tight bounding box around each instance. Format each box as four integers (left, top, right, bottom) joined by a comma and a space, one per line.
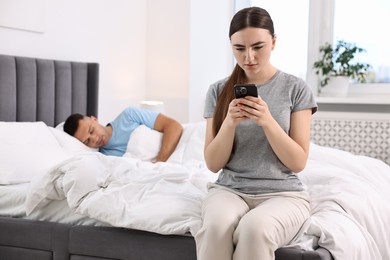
0, 183, 107, 226
0, 183, 28, 217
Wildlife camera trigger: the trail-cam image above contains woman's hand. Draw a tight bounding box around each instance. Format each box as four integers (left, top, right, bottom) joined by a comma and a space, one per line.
236, 96, 273, 127
225, 98, 249, 127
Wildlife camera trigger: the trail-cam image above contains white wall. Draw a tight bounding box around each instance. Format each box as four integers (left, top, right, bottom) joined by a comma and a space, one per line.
0, 0, 234, 124
145, 0, 233, 122
188, 0, 234, 122
145, 0, 190, 123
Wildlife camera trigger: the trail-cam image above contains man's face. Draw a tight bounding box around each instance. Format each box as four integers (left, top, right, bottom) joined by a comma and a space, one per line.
74, 116, 109, 148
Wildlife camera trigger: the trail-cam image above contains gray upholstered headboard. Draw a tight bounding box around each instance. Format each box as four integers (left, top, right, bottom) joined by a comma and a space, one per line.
0, 54, 99, 127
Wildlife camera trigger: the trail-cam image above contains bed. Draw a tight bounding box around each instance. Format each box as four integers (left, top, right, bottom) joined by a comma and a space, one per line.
0, 54, 389, 260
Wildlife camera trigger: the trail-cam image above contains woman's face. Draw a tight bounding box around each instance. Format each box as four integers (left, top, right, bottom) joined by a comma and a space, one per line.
230, 27, 276, 78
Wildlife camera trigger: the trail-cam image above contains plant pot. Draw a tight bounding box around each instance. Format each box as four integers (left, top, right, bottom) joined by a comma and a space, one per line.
320, 76, 350, 96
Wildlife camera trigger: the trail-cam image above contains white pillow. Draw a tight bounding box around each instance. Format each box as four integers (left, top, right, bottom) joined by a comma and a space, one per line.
55, 121, 65, 131
125, 125, 162, 161
0, 121, 59, 146
0, 122, 73, 184
125, 121, 206, 163
49, 127, 98, 153
168, 121, 206, 163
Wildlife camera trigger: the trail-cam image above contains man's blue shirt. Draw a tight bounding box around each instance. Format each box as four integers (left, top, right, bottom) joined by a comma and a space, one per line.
99, 107, 158, 156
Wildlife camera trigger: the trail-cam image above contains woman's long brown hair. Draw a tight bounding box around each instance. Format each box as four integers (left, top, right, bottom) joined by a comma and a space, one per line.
212, 7, 275, 137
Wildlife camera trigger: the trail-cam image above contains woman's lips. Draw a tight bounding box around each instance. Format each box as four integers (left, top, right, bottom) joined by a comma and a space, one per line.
244, 64, 258, 70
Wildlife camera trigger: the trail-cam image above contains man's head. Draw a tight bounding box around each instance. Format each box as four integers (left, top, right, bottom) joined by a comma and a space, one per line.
64, 113, 110, 148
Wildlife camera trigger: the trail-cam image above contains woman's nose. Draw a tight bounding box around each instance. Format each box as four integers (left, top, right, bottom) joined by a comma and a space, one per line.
245, 49, 254, 62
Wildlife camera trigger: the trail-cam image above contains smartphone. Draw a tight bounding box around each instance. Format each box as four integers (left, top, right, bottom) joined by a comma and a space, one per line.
234, 84, 258, 99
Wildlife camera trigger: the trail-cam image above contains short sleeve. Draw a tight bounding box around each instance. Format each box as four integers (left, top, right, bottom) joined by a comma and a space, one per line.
291, 79, 318, 114
203, 78, 228, 119
122, 107, 159, 129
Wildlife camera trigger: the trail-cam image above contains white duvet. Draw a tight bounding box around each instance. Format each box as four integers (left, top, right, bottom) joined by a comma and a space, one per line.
293, 143, 390, 260
25, 153, 214, 235
23, 122, 216, 236
1, 121, 390, 260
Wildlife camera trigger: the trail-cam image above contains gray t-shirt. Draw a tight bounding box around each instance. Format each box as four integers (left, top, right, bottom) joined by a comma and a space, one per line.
203, 70, 317, 194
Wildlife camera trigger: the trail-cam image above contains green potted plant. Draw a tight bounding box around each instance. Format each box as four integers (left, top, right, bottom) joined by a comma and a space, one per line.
313, 40, 371, 95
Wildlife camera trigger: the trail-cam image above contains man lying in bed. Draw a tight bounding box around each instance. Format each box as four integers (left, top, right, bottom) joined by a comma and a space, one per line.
63, 107, 183, 162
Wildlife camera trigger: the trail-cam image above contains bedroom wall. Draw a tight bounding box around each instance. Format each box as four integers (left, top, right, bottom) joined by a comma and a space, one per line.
0, 0, 147, 125
144, 0, 233, 123
0, 0, 233, 124
188, 0, 234, 122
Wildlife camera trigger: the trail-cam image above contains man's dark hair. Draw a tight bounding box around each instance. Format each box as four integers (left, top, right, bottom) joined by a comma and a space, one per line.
63, 113, 85, 136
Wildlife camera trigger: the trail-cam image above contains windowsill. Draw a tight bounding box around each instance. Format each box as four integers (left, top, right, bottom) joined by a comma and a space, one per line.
316, 95, 390, 105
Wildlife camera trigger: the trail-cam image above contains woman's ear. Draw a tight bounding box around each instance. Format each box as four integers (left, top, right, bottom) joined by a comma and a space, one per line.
271, 34, 277, 50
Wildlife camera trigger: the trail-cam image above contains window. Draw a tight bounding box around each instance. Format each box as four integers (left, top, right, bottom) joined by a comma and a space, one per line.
334, 0, 390, 84
240, 0, 390, 96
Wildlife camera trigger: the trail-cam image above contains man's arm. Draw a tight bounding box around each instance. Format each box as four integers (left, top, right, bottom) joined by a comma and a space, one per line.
153, 114, 183, 162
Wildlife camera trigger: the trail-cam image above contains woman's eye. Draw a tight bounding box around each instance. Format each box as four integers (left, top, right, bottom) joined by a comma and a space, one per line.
253, 46, 263, 50
235, 48, 245, 51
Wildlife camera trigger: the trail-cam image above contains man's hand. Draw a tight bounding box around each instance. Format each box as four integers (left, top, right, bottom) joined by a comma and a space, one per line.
153, 114, 183, 162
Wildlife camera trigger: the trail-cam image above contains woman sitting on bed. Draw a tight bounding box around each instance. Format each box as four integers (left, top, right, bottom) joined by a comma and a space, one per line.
63, 107, 183, 162
195, 6, 317, 260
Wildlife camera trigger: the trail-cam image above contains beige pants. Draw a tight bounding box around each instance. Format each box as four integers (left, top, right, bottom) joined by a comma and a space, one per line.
195, 185, 310, 260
